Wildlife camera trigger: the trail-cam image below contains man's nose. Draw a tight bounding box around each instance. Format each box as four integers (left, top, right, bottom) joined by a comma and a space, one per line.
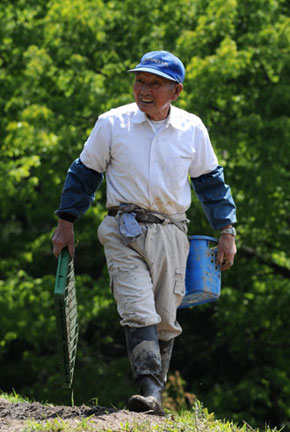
140, 82, 152, 93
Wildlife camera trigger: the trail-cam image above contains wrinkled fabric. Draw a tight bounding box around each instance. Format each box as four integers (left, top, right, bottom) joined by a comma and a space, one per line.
97, 215, 190, 341
191, 165, 236, 230
115, 204, 188, 245
55, 158, 236, 229
118, 211, 142, 245
55, 158, 103, 221
80, 103, 219, 215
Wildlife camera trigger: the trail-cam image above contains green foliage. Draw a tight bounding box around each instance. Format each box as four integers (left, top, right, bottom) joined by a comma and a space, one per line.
0, 0, 289, 430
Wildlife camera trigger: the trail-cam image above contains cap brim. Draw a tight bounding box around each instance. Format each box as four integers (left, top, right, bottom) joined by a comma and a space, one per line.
127, 67, 177, 82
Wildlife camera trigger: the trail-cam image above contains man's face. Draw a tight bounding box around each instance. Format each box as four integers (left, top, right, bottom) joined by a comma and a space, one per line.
133, 72, 183, 121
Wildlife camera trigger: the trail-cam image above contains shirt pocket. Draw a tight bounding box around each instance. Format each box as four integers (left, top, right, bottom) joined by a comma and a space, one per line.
165, 155, 192, 192
110, 138, 133, 177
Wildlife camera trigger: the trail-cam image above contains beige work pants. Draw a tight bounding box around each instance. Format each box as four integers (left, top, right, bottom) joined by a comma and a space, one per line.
97, 215, 190, 341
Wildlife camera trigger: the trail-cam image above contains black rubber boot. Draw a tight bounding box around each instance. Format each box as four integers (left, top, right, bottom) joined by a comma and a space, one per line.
124, 325, 165, 416
159, 338, 174, 384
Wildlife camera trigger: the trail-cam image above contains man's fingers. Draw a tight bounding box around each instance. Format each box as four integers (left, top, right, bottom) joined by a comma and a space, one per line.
217, 234, 237, 271
221, 259, 234, 271
52, 234, 60, 258
217, 250, 225, 267
53, 245, 60, 258
217, 250, 235, 271
67, 244, 75, 258
52, 240, 64, 258
52, 240, 75, 258
52, 220, 75, 258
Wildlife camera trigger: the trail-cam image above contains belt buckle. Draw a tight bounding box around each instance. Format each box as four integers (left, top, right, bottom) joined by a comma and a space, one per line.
134, 208, 145, 222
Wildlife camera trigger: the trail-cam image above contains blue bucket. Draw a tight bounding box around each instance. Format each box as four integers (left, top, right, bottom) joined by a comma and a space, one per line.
179, 235, 221, 309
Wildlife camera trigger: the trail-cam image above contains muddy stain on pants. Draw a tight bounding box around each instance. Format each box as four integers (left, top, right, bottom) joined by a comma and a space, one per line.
97, 215, 190, 341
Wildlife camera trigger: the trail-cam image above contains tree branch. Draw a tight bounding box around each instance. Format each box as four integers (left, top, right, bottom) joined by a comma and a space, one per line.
241, 245, 290, 278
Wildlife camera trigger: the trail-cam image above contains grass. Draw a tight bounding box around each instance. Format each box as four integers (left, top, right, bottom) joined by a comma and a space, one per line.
21, 404, 283, 432
23, 417, 97, 431
0, 389, 33, 404
0, 391, 283, 432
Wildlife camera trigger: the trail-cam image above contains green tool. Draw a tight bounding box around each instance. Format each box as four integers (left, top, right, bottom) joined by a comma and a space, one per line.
54, 247, 79, 388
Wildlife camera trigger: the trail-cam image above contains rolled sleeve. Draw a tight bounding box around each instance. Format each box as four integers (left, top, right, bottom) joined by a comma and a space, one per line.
191, 165, 237, 230
55, 158, 103, 220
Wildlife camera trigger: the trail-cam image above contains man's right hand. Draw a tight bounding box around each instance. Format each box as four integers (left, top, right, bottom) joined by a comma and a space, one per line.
52, 219, 75, 258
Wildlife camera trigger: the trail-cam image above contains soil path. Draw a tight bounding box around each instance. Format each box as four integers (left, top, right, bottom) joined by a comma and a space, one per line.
0, 397, 167, 431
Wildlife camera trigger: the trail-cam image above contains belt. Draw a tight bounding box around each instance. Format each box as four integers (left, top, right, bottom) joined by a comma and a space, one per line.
108, 208, 164, 224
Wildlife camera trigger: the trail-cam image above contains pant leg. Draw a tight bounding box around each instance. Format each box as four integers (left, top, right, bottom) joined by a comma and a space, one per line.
143, 223, 190, 341
97, 215, 161, 328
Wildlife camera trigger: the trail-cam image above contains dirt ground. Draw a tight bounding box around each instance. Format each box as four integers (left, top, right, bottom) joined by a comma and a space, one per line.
0, 397, 168, 431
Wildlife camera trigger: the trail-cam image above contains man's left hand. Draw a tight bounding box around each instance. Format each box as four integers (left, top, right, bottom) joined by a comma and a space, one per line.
217, 234, 237, 271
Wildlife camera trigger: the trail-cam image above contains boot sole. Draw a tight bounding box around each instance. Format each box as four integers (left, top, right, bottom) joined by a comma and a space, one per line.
127, 395, 165, 416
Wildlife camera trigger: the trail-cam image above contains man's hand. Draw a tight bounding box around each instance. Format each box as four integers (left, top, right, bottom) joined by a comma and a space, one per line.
52, 219, 75, 258
217, 233, 237, 271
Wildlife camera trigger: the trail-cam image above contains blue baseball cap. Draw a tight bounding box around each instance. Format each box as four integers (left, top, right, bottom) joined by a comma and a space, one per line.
128, 50, 185, 83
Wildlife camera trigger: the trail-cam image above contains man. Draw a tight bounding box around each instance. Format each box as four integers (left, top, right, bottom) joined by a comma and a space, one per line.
52, 51, 237, 416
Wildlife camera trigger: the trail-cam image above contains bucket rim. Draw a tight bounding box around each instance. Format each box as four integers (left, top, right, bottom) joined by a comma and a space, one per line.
188, 235, 218, 243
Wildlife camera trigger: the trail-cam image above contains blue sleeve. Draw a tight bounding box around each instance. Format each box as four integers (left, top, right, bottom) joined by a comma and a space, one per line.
55, 158, 103, 221
190, 165, 237, 230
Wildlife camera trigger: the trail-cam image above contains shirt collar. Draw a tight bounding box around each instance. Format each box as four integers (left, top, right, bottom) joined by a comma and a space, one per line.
132, 105, 148, 124
132, 104, 183, 129
167, 105, 184, 129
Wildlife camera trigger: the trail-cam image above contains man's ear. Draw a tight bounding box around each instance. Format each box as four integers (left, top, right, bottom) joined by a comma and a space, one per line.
172, 83, 183, 101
